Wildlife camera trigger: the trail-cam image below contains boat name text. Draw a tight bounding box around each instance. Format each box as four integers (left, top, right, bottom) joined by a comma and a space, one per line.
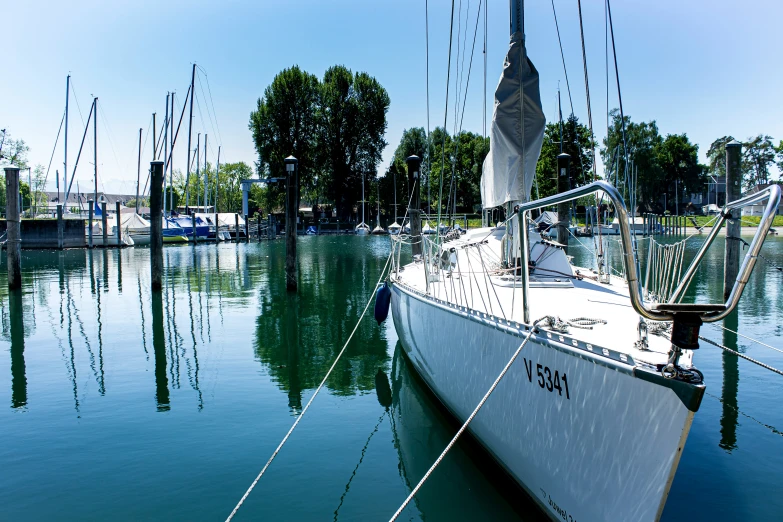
523, 358, 570, 399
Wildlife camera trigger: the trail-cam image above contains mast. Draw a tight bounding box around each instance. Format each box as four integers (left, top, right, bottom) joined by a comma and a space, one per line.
361, 172, 365, 224
203, 134, 208, 212
163, 93, 170, 215
152, 112, 157, 160
558, 88, 563, 154
215, 146, 221, 213
63, 75, 69, 205
136, 127, 142, 213
93, 97, 98, 205
169, 94, 175, 213
185, 63, 196, 211
195, 133, 200, 211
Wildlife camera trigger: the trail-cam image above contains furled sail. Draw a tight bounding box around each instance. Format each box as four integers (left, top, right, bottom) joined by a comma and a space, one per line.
480, 31, 545, 209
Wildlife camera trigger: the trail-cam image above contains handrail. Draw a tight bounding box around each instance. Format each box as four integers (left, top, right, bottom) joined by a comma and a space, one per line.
514, 181, 781, 323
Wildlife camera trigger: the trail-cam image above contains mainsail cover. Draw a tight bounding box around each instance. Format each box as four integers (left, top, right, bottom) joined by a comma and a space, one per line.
480, 31, 545, 208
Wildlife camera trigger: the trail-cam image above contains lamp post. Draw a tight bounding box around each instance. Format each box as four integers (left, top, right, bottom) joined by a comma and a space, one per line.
284, 155, 299, 291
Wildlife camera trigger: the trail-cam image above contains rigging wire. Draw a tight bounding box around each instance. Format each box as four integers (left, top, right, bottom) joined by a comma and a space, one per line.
43, 111, 65, 190
550, 0, 574, 115
437, 0, 457, 243
197, 65, 224, 147
576, 0, 596, 183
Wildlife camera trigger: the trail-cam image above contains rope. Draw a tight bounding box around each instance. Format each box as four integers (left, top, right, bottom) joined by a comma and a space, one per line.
710, 324, 783, 355
225, 250, 394, 522
698, 335, 783, 377
388, 317, 546, 521
727, 235, 783, 272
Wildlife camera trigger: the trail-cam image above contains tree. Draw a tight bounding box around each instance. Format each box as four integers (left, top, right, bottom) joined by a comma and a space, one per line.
0, 130, 29, 169
602, 110, 664, 210
535, 115, 594, 200
656, 133, 704, 209
776, 140, 783, 173
706, 136, 735, 179
249, 66, 320, 213
319, 65, 389, 218
742, 135, 776, 188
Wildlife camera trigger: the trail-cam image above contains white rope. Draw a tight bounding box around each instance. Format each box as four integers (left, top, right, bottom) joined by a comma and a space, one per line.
710, 324, 783, 355
388, 317, 545, 521
225, 250, 394, 522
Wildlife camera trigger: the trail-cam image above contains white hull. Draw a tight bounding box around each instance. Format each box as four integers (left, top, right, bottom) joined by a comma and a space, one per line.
391, 282, 698, 522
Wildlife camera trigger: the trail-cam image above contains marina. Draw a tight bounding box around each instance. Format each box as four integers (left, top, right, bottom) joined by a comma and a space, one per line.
3, 0, 783, 520
0, 236, 781, 520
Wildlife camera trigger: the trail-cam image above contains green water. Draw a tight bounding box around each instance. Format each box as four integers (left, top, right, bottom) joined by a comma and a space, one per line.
0, 236, 781, 521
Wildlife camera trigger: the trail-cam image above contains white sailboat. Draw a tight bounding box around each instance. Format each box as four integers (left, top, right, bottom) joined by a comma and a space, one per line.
387, 3, 781, 522
371, 194, 385, 235
355, 172, 370, 235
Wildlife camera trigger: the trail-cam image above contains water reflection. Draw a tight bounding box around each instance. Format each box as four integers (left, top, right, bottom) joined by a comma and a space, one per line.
9, 289, 26, 409
151, 290, 170, 411
719, 311, 740, 452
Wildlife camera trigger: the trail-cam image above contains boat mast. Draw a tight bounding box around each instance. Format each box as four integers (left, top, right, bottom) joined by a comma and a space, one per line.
152, 112, 157, 160
63, 75, 69, 205
558, 88, 563, 154
163, 93, 170, 215
196, 133, 200, 211
362, 172, 365, 224
136, 127, 142, 213
185, 63, 196, 212
169, 94, 175, 214
93, 97, 98, 205
215, 146, 221, 213
203, 134, 208, 212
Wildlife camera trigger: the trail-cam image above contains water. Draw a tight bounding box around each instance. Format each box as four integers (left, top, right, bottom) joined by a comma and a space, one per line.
0, 235, 781, 521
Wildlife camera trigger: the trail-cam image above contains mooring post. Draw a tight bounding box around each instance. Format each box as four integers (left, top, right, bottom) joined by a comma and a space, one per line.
557, 153, 571, 253
724, 140, 742, 300
56, 204, 64, 250
191, 213, 198, 245
150, 161, 164, 291
284, 155, 299, 291
234, 214, 239, 241
257, 213, 261, 241
5, 167, 22, 289
101, 201, 108, 247
267, 214, 273, 240
244, 214, 249, 242
115, 201, 122, 245
405, 155, 422, 257
214, 212, 219, 241
88, 200, 94, 248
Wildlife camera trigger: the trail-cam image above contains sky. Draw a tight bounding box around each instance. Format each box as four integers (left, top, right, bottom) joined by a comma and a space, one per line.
3, 0, 782, 195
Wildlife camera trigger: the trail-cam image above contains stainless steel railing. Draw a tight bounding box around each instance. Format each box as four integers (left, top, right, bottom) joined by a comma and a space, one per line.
515, 181, 781, 323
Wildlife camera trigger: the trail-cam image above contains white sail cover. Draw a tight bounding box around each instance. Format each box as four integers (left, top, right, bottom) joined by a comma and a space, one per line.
481, 31, 545, 209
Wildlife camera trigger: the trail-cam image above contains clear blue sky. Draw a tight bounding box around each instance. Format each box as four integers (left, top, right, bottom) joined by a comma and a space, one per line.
3, 0, 781, 194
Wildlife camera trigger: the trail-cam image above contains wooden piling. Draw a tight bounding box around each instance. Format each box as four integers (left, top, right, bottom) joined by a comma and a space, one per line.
257, 213, 261, 242
56, 204, 64, 249
724, 140, 742, 300
405, 155, 422, 257
101, 201, 108, 247
234, 214, 239, 241
4, 167, 22, 289
244, 214, 249, 242
214, 213, 219, 241
284, 156, 299, 291
556, 153, 571, 253
115, 201, 122, 245
268, 215, 274, 240
150, 161, 164, 291
88, 200, 94, 248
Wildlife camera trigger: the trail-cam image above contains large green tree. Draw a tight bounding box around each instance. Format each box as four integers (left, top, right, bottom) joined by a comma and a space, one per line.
706, 136, 735, 179
656, 133, 704, 208
742, 134, 776, 188
535, 115, 594, 200
319, 65, 389, 217
249, 66, 320, 211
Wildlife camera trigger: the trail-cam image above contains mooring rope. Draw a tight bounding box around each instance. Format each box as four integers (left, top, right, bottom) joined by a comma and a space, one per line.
709, 324, 783, 355
388, 317, 546, 522
225, 250, 394, 522
698, 335, 783, 378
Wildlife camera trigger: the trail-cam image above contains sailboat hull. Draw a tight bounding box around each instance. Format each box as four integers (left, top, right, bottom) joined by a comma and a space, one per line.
390, 282, 695, 522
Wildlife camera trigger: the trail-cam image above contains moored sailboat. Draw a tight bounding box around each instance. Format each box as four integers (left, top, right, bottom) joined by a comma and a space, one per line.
386, 2, 781, 521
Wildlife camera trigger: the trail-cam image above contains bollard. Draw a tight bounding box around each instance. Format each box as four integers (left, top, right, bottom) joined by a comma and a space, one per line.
724, 140, 742, 300
88, 200, 94, 248
101, 201, 108, 247
57, 204, 64, 249
284, 156, 299, 291
116, 201, 122, 245
556, 153, 571, 253
192, 213, 198, 245
405, 155, 422, 257
150, 161, 164, 291
5, 167, 22, 289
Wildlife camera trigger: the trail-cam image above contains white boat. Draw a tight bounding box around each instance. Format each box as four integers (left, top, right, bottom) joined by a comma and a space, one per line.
355, 222, 370, 235
387, 222, 402, 235
86, 218, 135, 246
386, 3, 782, 521
422, 222, 435, 235
371, 224, 385, 235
